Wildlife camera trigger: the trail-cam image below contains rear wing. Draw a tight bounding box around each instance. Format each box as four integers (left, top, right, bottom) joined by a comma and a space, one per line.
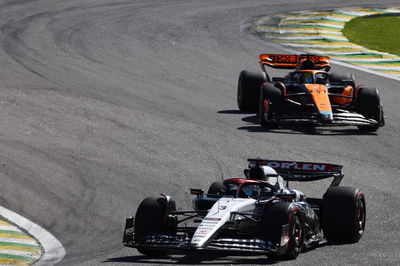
259, 54, 330, 70
247, 158, 343, 186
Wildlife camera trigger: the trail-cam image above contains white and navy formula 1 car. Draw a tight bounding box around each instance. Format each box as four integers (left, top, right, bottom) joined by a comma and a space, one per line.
123, 158, 366, 259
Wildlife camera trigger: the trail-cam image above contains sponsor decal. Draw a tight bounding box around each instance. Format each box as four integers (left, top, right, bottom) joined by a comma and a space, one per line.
262, 54, 328, 64
262, 161, 333, 172
204, 217, 221, 221
310, 88, 327, 94
199, 224, 216, 229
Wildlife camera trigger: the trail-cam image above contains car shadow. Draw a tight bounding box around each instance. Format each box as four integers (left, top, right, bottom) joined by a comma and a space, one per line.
104, 241, 338, 264
218, 110, 379, 136
104, 250, 280, 264
217, 110, 246, 115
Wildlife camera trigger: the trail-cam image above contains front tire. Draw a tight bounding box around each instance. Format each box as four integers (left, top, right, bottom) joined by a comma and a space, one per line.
259, 84, 282, 128
322, 187, 366, 243
356, 87, 384, 132
134, 197, 176, 256
237, 70, 266, 112
261, 202, 304, 260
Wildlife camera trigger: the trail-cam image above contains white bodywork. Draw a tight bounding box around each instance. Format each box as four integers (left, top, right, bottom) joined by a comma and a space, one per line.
191, 197, 256, 248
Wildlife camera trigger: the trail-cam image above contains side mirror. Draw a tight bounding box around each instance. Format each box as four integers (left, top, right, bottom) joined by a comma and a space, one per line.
190, 188, 204, 197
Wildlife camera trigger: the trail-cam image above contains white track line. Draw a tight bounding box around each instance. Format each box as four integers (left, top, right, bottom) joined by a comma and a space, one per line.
0, 206, 65, 265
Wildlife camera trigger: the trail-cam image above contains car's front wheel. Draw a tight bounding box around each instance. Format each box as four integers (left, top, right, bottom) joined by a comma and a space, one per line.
356, 87, 384, 132
134, 197, 177, 256
259, 84, 282, 128
261, 202, 304, 259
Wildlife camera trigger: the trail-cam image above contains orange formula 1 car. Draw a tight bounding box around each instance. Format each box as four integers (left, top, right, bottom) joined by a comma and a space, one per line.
237, 54, 385, 132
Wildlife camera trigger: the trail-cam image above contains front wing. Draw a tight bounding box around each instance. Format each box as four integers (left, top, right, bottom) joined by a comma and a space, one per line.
123, 217, 280, 254
275, 109, 384, 127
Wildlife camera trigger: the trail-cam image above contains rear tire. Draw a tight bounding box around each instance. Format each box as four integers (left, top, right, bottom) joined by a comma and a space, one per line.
237, 70, 266, 112
134, 197, 176, 256
322, 187, 366, 243
356, 87, 383, 132
207, 182, 227, 198
329, 73, 355, 87
259, 84, 282, 128
261, 202, 304, 260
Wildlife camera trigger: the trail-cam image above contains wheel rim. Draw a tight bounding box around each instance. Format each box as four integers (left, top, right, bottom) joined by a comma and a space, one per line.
292, 216, 302, 247
262, 99, 269, 122
356, 200, 365, 235
237, 77, 242, 107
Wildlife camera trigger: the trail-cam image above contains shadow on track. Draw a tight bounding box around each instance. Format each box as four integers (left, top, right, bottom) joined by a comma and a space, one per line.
104, 239, 347, 264
218, 110, 378, 136
103, 251, 279, 264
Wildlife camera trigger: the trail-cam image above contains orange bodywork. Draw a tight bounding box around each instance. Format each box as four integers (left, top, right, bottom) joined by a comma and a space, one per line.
304, 84, 332, 115
332, 86, 353, 105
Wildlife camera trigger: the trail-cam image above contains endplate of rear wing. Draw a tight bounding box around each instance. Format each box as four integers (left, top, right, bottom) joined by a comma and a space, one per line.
247, 158, 343, 186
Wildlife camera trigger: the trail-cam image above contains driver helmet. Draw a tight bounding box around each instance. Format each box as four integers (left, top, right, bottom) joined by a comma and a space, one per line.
260, 166, 284, 190
303, 72, 313, 83
242, 184, 260, 198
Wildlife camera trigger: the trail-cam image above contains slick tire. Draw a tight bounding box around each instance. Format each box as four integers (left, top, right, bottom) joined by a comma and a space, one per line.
259, 84, 282, 128
237, 70, 266, 113
329, 73, 356, 87
134, 197, 176, 256
261, 202, 304, 260
207, 181, 227, 198
322, 186, 366, 243
356, 87, 383, 132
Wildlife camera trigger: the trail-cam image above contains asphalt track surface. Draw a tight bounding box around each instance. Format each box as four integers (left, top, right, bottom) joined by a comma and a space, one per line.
0, 0, 399, 265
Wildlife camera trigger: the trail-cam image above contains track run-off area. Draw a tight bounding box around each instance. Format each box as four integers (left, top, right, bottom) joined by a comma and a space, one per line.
0, 1, 399, 265
252, 6, 400, 79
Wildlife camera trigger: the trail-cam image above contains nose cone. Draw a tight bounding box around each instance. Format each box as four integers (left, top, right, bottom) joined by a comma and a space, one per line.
190, 242, 200, 249
319, 112, 333, 122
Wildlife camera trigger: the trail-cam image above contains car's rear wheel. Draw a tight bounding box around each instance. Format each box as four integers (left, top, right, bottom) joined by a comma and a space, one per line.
237, 70, 266, 112
356, 87, 384, 132
329, 73, 355, 87
134, 197, 177, 256
207, 181, 227, 198
322, 186, 366, 243
259, 84, 282, 128
261, 202, 304, 260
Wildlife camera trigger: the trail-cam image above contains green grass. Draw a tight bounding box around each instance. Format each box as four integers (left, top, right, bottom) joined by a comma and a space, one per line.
343, 14, 400, 56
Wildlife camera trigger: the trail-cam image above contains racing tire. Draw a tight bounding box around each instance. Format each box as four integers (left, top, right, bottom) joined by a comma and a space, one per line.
207, 181, 227, 198
356, 87, 384, 132
322, 186, 366, 243
258, 84, 282, 128
329, 73, 355, 88
134, 197, 177, 256
237, 70, 266, 113
261, 202, 304, 260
